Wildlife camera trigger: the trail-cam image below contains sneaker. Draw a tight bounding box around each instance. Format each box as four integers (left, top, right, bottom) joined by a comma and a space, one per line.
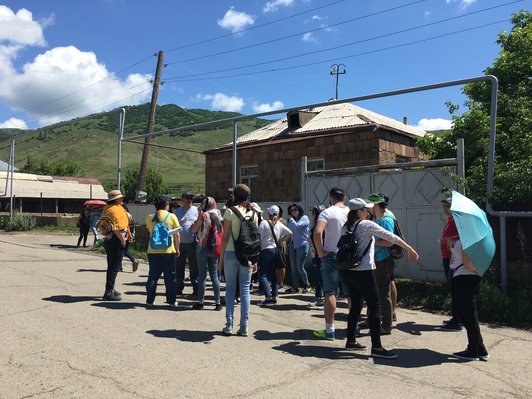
192, 303, 204, 310
392, 312, 397, 322
215, 303, 223, 311
478, 346, 490, 361
358, 320, 370, 329
132, 259, 139, 272
237, 326, 249, 337
441, 322, 463, 331
169, 301, 178, 308
222, 323, 233, 336
286, 287, 299, 294
313, 329, 335, 341
102, 290, 121, 301
308, 301, 324, 310
112, 290, 122, 297
259, 299, 277, 307
452, 349, 479, 361
146, 302, 154, 308
302, 287, 311, 293
371, 348, 398, 359
336, 294, 347, 301
345, 341, 367, 351
443, 318, 459, 325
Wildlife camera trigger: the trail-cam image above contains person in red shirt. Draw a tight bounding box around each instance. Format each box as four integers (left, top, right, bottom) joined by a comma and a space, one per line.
440, 198, 462, 330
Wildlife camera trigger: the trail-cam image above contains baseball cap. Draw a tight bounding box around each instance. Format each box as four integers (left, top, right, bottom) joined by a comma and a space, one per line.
441, 198, 452, 205
233, 184, 251, 199
181, 191, 194, 199
367, 193, 387, 204
250, 202, 262, 213
348, 198, 374, 211
267, 205, 280, 216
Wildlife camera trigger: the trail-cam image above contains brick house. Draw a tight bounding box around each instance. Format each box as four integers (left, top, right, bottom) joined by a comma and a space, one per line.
204, 103, 426, 202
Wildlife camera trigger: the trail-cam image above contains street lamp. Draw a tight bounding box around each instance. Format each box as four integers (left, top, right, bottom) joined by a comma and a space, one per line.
330, 63, 346, 100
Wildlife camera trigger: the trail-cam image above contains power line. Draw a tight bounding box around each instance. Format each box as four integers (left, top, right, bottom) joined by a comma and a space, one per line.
164, 1, 521, 82
165, 0, 428, 65
164, 20, 509, 83
164, 0, 348, 53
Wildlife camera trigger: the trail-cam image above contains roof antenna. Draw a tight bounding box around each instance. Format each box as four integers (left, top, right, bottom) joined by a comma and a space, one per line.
330, 63, 346, 100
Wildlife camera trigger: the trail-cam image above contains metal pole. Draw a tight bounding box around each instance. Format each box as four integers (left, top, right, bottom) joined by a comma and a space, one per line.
117, 108, 125, 190
232, 121, 237, 187
500, 216, 507, 295
301, 156, 308, 211
9, 138, 15, 224
456, 138, 465, 194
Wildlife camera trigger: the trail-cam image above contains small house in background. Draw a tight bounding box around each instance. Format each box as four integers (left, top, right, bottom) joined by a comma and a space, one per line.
0, 172, 107, 214
204, 103, 426, 202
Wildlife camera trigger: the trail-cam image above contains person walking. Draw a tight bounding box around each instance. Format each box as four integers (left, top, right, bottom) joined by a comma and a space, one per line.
440, 197, 462, 331
449, 237, 489, 361
174, 191, 199, 296
145, 197, 181, 307
192, 196, 223, 311
97, 190, 130, 301
340, 198, 419, 359
312, 187, 349, 341
287, 204, 310, 293
258, 205, 292, 307
308, 205, 326, 309
218, 184, 259, 337
76, 207, 91, 247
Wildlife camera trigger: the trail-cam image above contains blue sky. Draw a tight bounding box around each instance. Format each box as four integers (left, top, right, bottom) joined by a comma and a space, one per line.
0, 0, 526, 131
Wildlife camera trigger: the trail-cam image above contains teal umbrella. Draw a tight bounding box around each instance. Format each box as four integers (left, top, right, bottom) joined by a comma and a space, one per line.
450, 191, 496, 276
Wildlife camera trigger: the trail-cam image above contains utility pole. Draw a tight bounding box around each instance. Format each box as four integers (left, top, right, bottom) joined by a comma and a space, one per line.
136, 50, 164, 201
330, 63, 346, 100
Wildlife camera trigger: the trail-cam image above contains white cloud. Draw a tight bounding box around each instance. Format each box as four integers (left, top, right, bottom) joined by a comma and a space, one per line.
252, 100, 284, 113
302, 32, 318, 43
263, 0, 295, 13
0, 117, 28, 129
199, 92, 244, 112
0, 6, 46, 46
217, 7, 255, 33
416, 118, 453, 131
446, 0, 477, 9
424, 11, 432, 17
312, 15, 324, 21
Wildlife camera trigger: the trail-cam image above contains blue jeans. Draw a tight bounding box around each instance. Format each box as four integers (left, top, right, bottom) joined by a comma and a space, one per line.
197, 247, 221, 303
146, 253, 177, 304
259, 248, 278, 298
289, 242, 310, 288
312, 257, 323, 298
320, 252, 348, 296
224, 251, 252, 328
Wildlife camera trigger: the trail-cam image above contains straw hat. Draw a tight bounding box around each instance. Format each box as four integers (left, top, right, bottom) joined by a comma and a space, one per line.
107, 190, 124, 202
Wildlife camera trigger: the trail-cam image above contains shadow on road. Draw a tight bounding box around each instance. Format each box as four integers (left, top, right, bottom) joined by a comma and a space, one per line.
50, 244, 81, 249
76, 268, 106, 273
91, 301, 146, 310
373, 348, 456, 368
146, 329, 219, 343
395, 322, 443, 336
272, 341, 368, 360
254, 329, 315, 341
42, 295, 100, 303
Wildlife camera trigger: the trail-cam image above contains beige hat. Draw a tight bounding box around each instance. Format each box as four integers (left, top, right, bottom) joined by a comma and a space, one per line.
107, 190, 124, 202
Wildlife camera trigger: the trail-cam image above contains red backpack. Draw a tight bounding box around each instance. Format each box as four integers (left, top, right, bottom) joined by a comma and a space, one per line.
206, 224, 223, 257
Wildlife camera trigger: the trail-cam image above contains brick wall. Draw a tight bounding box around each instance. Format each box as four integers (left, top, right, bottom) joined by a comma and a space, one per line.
205, 128, 424, 202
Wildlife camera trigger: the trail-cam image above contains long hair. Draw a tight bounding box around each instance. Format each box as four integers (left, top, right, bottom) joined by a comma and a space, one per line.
203, 196, 223, 231
345, 209, 363, 230
288, 203, 304, 220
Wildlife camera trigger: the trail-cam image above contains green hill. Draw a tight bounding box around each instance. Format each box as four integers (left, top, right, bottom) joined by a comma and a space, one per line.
0, 104, 270, 195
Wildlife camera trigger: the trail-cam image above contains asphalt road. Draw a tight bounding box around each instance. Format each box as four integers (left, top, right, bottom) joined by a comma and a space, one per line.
1, 232, 531, 399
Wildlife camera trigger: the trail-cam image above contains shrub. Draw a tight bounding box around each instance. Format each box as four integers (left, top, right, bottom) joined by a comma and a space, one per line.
4, 214, 37, 231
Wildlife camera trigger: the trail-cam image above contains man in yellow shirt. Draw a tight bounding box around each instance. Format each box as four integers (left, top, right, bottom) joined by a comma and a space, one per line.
145, 196, 181, 307
97, 190, 131, 301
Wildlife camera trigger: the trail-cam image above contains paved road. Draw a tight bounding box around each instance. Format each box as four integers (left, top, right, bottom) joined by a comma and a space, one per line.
1, 232, 531, 399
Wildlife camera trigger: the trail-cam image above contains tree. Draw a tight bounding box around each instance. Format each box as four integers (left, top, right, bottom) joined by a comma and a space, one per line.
417, 11, 532, 208
20, 157, 85, 177
121, 168, 168, 203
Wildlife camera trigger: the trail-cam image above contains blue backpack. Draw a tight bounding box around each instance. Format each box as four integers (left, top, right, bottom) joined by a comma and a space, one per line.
149, 212, 172, 250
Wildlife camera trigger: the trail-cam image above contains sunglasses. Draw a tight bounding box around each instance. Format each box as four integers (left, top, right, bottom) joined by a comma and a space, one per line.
290, 208, 298, 213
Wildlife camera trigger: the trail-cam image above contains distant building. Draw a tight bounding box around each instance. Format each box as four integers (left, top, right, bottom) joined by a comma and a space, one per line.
0, 172, 107, 214
204, 103, 426, 202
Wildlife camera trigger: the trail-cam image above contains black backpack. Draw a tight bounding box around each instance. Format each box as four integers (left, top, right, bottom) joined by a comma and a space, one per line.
336, 220, 372, 270
230, 207, 261, 267
389, 218, 405, 260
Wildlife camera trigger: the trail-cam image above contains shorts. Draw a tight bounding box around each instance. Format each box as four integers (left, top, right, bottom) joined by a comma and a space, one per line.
320, 252, 343, 295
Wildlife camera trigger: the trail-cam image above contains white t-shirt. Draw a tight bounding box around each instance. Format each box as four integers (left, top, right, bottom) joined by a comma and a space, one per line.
317, 204, 349, 253
450, 240, 479, 277
259, 219, 292, 250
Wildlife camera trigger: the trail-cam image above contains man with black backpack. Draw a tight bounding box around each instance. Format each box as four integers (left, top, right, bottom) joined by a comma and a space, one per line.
217, 184, 260, 337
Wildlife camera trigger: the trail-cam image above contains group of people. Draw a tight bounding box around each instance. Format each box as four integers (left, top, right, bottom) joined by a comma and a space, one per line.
94, 184, 489, 362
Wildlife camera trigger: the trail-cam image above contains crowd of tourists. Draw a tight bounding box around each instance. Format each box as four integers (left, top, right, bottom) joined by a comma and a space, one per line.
92, 184, 489, 362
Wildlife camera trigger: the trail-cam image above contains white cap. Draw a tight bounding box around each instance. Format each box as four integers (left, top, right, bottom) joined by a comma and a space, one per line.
250, 202, 262, 213
267, 205, 280, 216
348, 198, 374, 211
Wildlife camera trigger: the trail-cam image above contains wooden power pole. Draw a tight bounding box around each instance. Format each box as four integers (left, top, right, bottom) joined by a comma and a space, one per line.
136, 50, 164, 200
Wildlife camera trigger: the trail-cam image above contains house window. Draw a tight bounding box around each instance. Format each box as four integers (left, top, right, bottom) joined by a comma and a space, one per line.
395, 155, 411, 164
307, 158, 325, 172
240, 165, 258, 192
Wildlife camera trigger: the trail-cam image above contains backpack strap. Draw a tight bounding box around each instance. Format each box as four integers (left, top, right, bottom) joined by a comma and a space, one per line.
229, 206, 255, 245
267, 220, 280, 250
162, 212, 170, 224
351, 220, 372, 260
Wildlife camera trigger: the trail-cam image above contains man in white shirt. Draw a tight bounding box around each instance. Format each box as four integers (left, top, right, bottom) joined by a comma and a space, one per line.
312, 187, 349, 340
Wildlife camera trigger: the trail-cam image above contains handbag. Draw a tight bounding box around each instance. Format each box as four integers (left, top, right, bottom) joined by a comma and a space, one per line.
267, 220, 289, 269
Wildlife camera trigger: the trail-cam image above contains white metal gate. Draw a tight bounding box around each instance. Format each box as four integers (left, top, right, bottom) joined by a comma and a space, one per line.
302, 159, 460, 282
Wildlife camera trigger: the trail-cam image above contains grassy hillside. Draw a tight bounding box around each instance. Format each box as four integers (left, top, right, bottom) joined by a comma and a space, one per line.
0, 104, 270, 195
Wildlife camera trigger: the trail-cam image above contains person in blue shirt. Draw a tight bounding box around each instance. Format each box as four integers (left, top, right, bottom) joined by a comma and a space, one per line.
366, 193, 396, 335
287, 204, 310, 293
174, 192, 199, 296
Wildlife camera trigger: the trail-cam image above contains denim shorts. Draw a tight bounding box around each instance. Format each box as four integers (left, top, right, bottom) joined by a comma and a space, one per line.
320, 252, 340, 295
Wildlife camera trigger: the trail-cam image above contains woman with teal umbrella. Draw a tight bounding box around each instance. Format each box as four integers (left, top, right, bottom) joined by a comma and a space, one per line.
449, 191, 495, 361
